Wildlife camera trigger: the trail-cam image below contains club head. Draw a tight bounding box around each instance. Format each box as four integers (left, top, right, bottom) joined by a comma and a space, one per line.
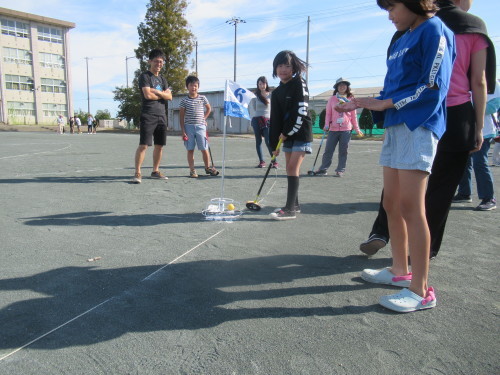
307, 170, 315, 176
246, 201, 262, 211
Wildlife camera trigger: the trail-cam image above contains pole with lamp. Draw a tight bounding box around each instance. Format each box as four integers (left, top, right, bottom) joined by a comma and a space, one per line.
125, 56, 135, 88
225, 17, 246, 82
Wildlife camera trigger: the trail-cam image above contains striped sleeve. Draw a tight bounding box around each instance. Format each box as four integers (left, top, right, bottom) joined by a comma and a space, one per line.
393, 36, 447, 110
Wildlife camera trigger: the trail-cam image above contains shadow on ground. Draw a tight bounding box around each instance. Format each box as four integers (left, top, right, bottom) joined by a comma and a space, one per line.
21, 211, 201, 226
0, 254, 391, 351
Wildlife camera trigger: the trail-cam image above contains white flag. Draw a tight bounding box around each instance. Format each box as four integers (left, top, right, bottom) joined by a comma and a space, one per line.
223, 80, 255, 120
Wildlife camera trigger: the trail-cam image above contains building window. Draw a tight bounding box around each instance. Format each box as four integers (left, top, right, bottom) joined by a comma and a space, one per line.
37, 26, 63, 44
42, 103, 67, 117
1, 19, 29, 38
5, 74, 34, 91
7, 102, 35, 116
39, 52, 65, 69
2, 47, 32, 65
41, 78, 66, 93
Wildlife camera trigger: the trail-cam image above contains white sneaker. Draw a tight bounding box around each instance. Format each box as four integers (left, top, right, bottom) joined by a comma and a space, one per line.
361, 267, 412, 287
379, 287, 437, 313
269, 208, 296, 221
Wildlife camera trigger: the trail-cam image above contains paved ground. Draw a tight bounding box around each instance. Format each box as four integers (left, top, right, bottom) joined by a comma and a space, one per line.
0, 130, 498, 375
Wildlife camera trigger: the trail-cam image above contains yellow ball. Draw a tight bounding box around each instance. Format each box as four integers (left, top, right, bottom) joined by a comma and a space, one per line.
227, 203, 235, 211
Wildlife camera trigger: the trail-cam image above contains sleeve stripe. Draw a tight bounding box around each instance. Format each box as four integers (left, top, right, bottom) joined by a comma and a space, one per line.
394, 36, 446, 110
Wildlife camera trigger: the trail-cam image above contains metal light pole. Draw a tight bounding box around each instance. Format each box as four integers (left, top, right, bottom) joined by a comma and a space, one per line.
125, 56, 135, 88
195, 41, 198, 76
85, 57, 91, 115
306, 16, 310, 87
226, 17, 246, 82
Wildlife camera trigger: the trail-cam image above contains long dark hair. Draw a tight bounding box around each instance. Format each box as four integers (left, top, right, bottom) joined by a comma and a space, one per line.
272, 50, 308, 79
377, 0, 438, 16
255, 76, 270, 105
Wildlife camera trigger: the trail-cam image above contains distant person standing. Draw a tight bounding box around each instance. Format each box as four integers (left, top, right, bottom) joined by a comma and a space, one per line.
69, 116, 75, 134
92, 117, 98, 134
87, 114, 94, 134
453, 82, 500, 211
249, 76, 276, 168
314, 78, 363, 177
75, 116, 82, 134
57, 115, 65, 134
132, 49, 172, 184
179, 75, 219, 178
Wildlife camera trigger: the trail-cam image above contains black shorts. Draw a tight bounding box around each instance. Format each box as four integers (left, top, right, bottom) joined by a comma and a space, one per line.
139, 113, 167, 146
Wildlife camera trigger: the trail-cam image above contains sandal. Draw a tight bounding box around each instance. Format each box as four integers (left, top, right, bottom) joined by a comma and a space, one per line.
205, 167, 219, 176
361, 267, 412, 287
379, 287, 437, 313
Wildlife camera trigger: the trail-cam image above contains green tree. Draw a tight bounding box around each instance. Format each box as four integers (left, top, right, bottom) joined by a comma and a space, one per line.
309, 109, 317, 127
319, 109, 326, 130
359, 108, 374, 136
135, 0, 195, 93
95, 109, 112, 121
113, 82, 142, 128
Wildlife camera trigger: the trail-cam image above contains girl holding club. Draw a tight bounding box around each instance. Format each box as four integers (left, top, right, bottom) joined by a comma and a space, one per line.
269, 50, 313, 220
343, 0, 455, 312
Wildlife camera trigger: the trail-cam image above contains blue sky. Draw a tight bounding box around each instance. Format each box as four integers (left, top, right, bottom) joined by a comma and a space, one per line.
2, 0, 499, 117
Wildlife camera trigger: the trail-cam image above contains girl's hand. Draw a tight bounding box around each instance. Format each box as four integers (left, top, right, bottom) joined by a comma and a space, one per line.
354, 97, 393, 111
335, 101, 357, 112
356, 130, 364, 137
470, 132, 483, 153
274, 134, 287, 156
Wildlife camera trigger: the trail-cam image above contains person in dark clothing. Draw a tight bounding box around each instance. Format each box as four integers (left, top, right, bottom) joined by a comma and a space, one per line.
132, 49, 172, 184
268, 50, 313, 220
359, 0, 496, 258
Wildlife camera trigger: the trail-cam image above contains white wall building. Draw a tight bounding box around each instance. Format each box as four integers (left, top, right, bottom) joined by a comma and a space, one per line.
0, 7, 75, 125
169, 90, 251, 135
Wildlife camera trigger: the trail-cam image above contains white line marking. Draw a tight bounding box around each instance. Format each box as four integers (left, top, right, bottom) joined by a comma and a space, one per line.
0, 143, 69, 147
0, 229, 225, 362
0, 144, 72, 160
0, 298, 112, 362
142, 229, 225, 281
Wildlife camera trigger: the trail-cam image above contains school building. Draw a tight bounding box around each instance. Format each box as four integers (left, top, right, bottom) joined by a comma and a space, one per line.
0, 7, 75, 125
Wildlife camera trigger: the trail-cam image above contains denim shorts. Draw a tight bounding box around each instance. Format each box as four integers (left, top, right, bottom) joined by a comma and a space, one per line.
379, 123, 438, 173
184, 124, 208, 151
282, 139, 312, 154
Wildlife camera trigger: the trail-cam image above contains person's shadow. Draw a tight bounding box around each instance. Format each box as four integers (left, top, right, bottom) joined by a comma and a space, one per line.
0, 254, 391, 351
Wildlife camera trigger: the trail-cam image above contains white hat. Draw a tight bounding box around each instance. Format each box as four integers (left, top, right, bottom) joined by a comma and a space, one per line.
334, 77, 351, 89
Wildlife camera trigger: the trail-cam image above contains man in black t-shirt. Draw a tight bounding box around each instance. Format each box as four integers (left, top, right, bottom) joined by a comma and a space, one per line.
132, 49, 172, 184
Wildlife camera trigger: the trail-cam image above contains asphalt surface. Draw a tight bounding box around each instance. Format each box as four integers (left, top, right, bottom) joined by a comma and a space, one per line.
0, 130, 498, 374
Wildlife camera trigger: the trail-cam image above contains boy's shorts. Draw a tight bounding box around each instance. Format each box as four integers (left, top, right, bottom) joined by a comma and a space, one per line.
379, 123, 438, 173
184, 124, 208, 151
282, 139, 312, 154
139, 113, 167, 146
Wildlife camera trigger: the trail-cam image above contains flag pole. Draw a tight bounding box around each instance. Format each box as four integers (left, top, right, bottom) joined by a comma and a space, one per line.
219, 115, 228, 208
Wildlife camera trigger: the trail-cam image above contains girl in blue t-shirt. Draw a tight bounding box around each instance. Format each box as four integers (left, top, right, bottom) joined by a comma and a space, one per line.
343, 0, 455, 312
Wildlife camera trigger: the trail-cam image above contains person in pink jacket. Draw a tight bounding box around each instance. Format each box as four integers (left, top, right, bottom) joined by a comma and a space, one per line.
315, 78, 363, 177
